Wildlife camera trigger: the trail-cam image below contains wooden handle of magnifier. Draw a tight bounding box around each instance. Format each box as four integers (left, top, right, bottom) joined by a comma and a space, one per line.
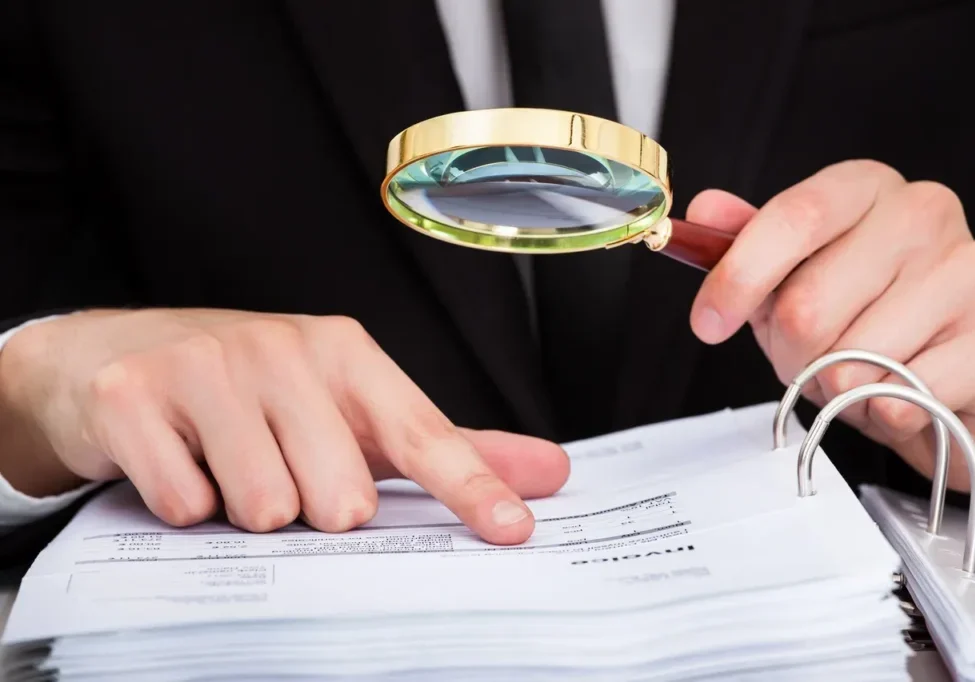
658, 219, 736, 272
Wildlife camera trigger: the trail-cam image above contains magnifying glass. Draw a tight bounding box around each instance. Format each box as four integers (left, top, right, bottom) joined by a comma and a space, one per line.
380, 108, 735, 271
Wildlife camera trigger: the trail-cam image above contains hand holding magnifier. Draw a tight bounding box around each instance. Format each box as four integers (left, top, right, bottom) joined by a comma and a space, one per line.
381, 107, 733, 271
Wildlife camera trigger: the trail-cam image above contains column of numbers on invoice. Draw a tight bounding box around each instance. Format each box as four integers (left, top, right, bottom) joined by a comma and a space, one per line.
524, 491, 685, 548
74, 492, 684, 563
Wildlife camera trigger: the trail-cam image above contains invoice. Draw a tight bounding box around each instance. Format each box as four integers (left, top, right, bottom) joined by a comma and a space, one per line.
4, 403, 900, 645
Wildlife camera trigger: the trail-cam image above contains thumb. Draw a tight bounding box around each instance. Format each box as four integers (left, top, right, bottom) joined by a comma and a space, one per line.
685, 189, 758, 235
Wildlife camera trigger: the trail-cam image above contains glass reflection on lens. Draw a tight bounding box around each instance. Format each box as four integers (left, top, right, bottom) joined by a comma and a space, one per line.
388, 145, 666, 236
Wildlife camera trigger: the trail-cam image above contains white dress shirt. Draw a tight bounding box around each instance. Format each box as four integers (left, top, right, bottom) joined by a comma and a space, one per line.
0, 0, 676, 531
435, 0, 675, 330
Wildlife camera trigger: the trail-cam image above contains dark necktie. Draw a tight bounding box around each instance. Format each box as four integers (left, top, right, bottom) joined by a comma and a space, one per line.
500, 0, 632, 440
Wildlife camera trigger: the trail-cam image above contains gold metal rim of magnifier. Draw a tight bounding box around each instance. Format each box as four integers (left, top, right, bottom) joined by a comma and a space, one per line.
380, 108, 675, 254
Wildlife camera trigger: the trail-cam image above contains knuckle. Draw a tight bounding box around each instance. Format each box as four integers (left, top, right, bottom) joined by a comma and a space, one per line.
323, 315, 367, 340
237, 486, 300, 533
172, 333, 226, 373
237, 318, 305, 361
313, 316, 385, 396
252, 318, 302, 347
772, 187, 829, 244
304, 488, 379, 533
89, 360, 148, 407
771, 286, 821, 343
901, 181, 964, 224
321, 316, 377, 353
152, 487, 215, 527
816, 362, 870, 399
868, 396, 925, 439
840, 159, 905, 185
85, 360, 154, 455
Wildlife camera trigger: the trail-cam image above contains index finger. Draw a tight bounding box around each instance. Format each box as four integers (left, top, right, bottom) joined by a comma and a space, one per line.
322, 324, 535, 545
690, 160, 904, 344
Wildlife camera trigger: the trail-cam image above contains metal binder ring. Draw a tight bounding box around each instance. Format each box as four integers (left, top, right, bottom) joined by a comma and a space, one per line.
796, 383, 975, 575
773, 349, 950, 535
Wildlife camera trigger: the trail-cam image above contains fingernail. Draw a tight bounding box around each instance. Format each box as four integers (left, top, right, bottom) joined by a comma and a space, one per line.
492, 500, 529, 526
694, 306, 725, 344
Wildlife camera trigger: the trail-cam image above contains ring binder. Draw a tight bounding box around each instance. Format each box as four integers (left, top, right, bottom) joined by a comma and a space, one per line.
772, 349, 951, 534
795, 382, 975, 575
776, 351, 975, 675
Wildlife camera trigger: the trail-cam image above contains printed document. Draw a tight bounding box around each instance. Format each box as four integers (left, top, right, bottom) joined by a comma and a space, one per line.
1, 403, 912, 681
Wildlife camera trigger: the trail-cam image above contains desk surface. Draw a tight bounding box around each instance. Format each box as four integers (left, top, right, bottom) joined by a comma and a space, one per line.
0, 587, 956, 680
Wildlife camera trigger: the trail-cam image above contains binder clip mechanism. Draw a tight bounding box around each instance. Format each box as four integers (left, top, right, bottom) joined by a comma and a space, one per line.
772, 349, 975, 577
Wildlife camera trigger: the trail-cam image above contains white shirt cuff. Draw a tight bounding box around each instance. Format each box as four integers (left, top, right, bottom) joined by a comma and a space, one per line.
0, 314, 100, 531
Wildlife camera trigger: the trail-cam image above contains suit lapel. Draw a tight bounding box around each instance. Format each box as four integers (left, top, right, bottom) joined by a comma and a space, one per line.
612, 0, 816, 429
280, 0, 556, 437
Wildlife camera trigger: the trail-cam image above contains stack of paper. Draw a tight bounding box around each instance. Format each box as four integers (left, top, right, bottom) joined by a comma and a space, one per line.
862, 484, 975, 681
2, 402, 911, 681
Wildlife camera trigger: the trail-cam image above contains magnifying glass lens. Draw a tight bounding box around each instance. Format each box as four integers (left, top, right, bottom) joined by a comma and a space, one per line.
386, 145, 668, 245
384, 109, 736, 268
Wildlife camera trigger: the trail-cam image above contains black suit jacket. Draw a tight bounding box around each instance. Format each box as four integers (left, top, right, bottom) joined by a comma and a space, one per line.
1, 0, 973, 568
